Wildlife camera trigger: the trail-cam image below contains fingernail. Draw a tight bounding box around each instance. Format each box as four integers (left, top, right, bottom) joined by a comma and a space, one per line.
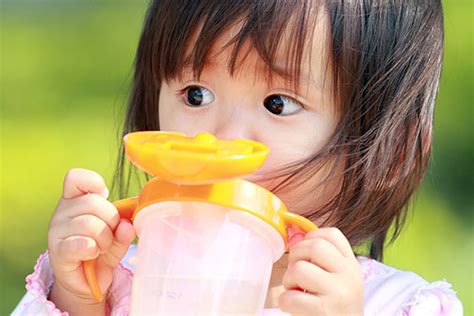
120, 218, 132, 225
288, 232, 305, 248
287, 225, 305, 248
101, 187, 110, 199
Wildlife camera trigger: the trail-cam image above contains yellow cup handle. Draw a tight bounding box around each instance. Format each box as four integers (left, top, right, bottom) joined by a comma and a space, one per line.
83, 197, 138, 302
280, 211, 318, 234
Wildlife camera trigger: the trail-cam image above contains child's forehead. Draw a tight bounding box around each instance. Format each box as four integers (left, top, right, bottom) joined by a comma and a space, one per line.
178, 10, 331, 91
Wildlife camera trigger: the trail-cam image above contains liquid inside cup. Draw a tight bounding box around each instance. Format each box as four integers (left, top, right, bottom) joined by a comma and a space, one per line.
132, 276, 263, 315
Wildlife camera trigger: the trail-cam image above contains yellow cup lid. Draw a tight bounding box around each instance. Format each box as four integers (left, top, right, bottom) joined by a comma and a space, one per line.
121, 177, 317, 241
124, 131, 269, 184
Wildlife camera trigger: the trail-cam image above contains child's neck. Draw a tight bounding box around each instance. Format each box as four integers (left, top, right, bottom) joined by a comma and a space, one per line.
264, 253, 289, 308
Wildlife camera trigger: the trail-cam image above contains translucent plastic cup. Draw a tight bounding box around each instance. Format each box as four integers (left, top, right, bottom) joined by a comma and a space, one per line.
81, 133, 318, 307
129, 201, 285, 316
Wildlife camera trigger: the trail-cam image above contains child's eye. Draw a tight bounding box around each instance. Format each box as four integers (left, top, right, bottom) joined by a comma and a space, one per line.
263, 95, 303, 116
181, 86, 215, 107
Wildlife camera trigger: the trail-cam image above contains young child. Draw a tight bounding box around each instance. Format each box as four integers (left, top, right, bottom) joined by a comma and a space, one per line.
14, 0, 463, 315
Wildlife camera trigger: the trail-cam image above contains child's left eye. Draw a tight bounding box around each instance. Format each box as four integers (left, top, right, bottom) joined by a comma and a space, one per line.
263, 95, 303, 116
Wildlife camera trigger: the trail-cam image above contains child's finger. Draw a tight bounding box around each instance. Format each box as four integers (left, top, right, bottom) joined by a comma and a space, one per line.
100, 219, 136, 269
59, 194, 120, 231
288, 238, 345, 273
57, 236, 100, 263
282, 260, 331, 294
278, 289, 322, 315
62, 168, 109, 200
114, 218, 136, 245
287, 225, 306, 248
305, 227, 354, 258
56, 215, 114, 254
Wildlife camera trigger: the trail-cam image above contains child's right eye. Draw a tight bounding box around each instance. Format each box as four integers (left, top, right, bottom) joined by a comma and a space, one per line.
181, 86, 215, 107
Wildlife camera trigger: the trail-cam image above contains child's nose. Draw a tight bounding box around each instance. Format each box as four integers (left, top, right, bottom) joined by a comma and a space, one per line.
214, 110, 257, 142
215, 122, 253, 141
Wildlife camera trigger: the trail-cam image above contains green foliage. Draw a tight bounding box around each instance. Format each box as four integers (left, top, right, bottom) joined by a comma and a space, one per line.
1, 1, 472, 314
427, 3, 474, 219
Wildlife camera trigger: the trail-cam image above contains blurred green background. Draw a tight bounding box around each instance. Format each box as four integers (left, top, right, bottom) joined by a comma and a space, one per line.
1, 0, 472, 314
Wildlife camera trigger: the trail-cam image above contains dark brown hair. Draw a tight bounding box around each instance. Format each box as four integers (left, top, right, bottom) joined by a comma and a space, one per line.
113, 0, 444, 261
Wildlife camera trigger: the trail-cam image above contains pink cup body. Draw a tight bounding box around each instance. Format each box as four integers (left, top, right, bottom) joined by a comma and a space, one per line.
130, 201, 285, 315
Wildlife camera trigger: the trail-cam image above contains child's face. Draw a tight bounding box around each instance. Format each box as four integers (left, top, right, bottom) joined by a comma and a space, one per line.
159, 14, 341, 216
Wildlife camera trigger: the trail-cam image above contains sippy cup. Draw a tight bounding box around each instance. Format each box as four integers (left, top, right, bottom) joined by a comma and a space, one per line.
83, 131, 317, 315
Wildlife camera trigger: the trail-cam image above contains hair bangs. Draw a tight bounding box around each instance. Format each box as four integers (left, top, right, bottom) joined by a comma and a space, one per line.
152, 0, 322, 91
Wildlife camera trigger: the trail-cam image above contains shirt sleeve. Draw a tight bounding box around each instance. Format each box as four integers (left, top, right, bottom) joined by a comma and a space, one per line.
11, 251, 68, 316
359, 257, 463, 316
398, 280, 463, 316
11, 250, 135, 316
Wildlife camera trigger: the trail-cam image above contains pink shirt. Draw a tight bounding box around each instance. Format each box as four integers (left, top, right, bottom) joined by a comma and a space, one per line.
12, 245, 462, 315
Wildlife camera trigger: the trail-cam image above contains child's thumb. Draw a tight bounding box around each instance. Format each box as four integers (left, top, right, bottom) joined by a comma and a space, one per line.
287, 225, 305, 249
104, 219, 136, 268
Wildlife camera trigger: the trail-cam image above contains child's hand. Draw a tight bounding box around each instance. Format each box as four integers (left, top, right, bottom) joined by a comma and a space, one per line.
279, 228, 364, 316
48, 168, 136, 311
